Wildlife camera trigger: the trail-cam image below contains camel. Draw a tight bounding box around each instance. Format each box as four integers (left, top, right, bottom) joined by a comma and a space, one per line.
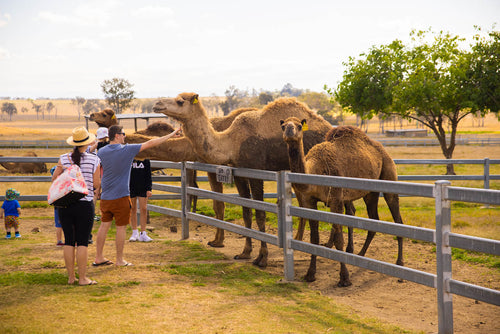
152, 92, 334, 268
88, 108, 175, 136
280, 117, 404, 287
130, 107, 259, 247
0, 151, 47, 174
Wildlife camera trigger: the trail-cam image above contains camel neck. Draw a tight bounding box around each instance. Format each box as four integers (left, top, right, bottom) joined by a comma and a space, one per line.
182, 113, 231, 165
286, 140, 310, 193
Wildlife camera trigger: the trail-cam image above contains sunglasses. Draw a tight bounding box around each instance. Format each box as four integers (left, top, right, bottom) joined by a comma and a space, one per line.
117, 132, 126, 136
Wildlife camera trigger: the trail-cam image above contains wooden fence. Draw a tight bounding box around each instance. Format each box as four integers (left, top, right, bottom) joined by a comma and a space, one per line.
0, 157, 499, 333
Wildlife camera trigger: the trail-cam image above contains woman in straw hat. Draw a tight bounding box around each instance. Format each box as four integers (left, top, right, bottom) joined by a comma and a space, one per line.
52, 126, 101, 285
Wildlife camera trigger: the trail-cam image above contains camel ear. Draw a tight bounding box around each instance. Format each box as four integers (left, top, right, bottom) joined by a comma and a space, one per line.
190, 94, 199, 105
280, 120, 285, 126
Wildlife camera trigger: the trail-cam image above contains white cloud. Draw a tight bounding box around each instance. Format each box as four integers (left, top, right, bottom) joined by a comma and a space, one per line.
131, 6, 177, 28
0, 47, 11, 60
56, 38, 100, 50
101, 31, 133, 41
0, 12, 11, 27
38, 11, 73, 24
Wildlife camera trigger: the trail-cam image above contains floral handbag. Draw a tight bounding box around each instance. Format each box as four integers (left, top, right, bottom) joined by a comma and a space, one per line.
48, 163, 88, 207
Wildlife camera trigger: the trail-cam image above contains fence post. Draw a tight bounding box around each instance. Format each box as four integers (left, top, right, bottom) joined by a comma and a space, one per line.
483, 158, 490, 190
435, 180, 453, 334
278, 171, 294, 281
180, 162, 189, 240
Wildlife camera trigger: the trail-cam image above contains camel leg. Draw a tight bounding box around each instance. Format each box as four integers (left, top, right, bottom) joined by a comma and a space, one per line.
294, 193, 307, 241
249, 179, 268, 268
383, 192, 405, 266
328, 199, 351, 287
324, 201, 355, 251
358, 192, 380, 256
233, 177, 253, 260
207, 172, 226, 248
304, 200, 319, 282
187, 169, 198, 213
345, 202, 355, 254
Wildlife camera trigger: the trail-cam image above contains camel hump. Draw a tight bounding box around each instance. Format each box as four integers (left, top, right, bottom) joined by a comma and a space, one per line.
325, 126, 366, 142
136, 122, 175, 135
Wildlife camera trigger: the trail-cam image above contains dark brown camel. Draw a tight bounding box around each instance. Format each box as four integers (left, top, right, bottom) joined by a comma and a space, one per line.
280, 117, 404, 287
153, 92, 333, 268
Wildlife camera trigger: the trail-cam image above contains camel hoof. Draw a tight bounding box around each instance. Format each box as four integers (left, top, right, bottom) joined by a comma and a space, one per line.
234, 254, 251, 260
303, 274, 316, 283
207, 241, 224, 248
337, 280, 352, 287
321, 242, 334, 249
397, 278, 404, 283
252, 256, 268, 268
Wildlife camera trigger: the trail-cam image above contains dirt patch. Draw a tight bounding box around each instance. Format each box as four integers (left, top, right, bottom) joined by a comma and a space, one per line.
13, 207, 500, 333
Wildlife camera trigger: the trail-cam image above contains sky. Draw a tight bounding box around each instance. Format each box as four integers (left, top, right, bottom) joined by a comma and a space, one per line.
0, 0, 498, 99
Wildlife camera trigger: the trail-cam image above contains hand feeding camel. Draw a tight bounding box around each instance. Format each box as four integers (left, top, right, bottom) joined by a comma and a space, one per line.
153, 92, 334, 268
280, 117, 404, 287
0, 151, 47, 174
130, 107, 259, 247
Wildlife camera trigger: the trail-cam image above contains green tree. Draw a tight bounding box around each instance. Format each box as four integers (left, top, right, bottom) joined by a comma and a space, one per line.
1, 102, 17, 121
28, 99, 45, 120
331, 28, 499, 174
82, 99, 105, 115
101, 78, 135, 114
258, 91, 274, 106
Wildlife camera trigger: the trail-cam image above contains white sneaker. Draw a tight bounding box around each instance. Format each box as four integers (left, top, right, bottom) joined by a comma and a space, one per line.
139, 232, 153, 242
129, 232, 139, 242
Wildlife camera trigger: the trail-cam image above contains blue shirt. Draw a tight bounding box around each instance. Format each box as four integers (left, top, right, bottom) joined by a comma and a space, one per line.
97, 143, 141, 200
2, 200, 20, 217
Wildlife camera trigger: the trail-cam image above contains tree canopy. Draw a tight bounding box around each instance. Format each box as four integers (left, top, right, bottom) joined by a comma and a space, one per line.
329, 27, 500, 174
101, 78, 135, 114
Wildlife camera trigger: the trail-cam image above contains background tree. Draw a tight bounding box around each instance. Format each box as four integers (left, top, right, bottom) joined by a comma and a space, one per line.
219, 85, 245, 115
332, 28, 499, 174
72, 96, 86, 121
46, 101, 56, 119
82, 99, 105, 115
28, 99, 45, 120
101, 78, 135, 114
1, 102, 17, 121
280, 83, 304, 97
258, 91, 274, 105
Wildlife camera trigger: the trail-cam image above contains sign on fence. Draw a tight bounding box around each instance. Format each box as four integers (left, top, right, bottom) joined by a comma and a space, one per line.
216, 166, 233, 183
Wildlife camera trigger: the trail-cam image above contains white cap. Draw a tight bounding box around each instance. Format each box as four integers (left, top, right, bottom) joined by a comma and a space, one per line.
96, 127, 109, 139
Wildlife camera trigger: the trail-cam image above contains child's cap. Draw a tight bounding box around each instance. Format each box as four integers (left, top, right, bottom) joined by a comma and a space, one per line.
5, 188, 20, 201
50, 166, 56, 176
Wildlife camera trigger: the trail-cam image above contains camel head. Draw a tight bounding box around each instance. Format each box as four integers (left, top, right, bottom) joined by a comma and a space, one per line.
280, 117, 307, 144
89, 108, 117, 128
153, 92, 202, 123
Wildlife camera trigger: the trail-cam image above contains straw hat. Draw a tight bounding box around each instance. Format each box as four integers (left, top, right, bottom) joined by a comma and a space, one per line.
66, 126, 96, 146
96, 127, 109, 140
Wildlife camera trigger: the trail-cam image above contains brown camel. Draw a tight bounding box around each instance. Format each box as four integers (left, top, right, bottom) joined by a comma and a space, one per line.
152, 92, 333, 268
130, 107, 259, 247
0, 151, 47, 174
88, 108, 176, 136
280, 117, 404, 287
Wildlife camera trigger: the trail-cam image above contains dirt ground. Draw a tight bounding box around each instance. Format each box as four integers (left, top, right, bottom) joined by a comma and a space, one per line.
15, 207, 500, 334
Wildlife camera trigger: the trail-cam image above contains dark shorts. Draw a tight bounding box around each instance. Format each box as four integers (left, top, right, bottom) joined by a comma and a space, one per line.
100, 196, 132, 226
59, 201, 93, 247
130, 188, 148, 198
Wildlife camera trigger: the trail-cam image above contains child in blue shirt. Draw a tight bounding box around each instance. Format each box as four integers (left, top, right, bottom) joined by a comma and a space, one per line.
1, 188, 21, 239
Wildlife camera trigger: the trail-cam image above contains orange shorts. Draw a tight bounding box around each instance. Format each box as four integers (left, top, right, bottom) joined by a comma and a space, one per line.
100, 196, 132, 226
